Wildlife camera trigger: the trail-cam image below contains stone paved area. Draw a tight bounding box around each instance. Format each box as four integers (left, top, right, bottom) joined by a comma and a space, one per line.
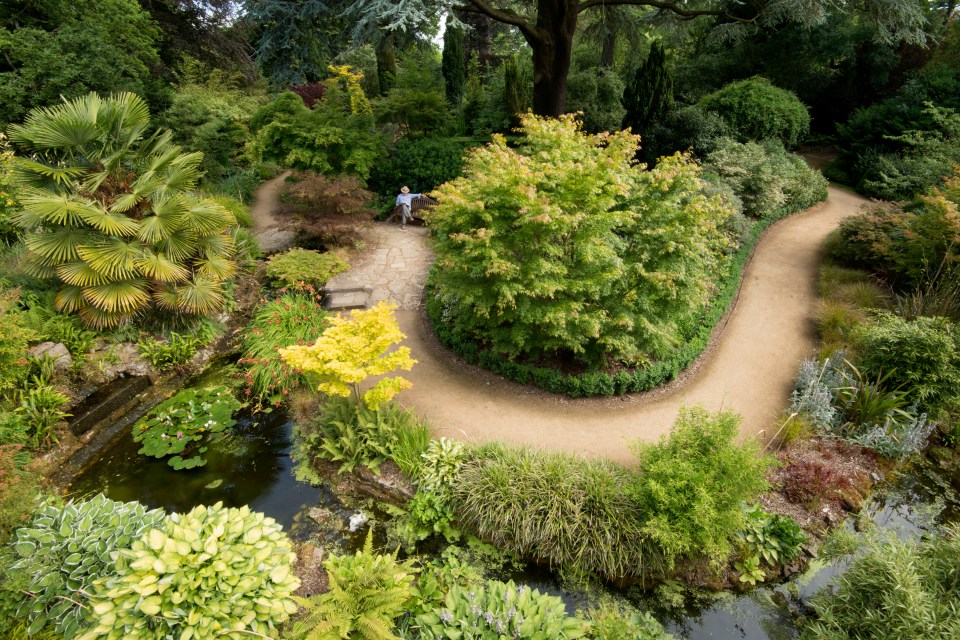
325, 223, 433, 310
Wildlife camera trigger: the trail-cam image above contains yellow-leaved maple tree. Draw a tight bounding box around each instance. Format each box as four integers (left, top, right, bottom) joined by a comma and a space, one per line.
279, 301, 416, 410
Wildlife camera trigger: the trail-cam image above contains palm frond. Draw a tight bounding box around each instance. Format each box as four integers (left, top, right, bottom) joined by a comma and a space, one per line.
137, 250, 189, 283
77, 206, 140, 237
154, 229, 197, 262
152, 284, 180, 311
194, 233, 235, 260
78, 304, 134, 329
183, 199, 235, 235
17, 190, 97, 227
77, 239, 143, 280
195, 255, 236, 281
55, 285, 87, 313
24, 228, 95, 264
82, 279, 150, 313
174, 277, 224, 315
57, 261, 108, 287
11, 158, 86, 189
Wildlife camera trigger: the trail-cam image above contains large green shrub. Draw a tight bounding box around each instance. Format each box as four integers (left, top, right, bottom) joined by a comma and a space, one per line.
7, 495, 165, 639
417, 579, 588, 639
251, 68, 384, 181
565, 67, 626, 133
367, 136, 481, 199
853, 313, 960, 410
79, 502, 299, 640
640, 105, 732, 164
428, 113, 733, 369
265, 248, 348, 289
287, 531, 416, 640
696, 77, 810, 147
238, 288, 330, 404
830, 168, 960, 288
704, 138, 828, 219
630, 407, 771, 565
802, 527, 960, 640
375, 88, 451, 135
10, 92, 239, 329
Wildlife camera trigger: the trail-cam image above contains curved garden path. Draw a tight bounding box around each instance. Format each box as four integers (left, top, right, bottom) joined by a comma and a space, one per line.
252, 181, 868, 463
250, 170, 295, 254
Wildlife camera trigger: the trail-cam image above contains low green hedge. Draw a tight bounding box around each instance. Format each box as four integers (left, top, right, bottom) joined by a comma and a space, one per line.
426, 194, 824, 397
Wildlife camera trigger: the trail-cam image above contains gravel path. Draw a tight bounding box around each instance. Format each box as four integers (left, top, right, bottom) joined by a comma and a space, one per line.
250, 171, 296, 254
251, 180, 867, 462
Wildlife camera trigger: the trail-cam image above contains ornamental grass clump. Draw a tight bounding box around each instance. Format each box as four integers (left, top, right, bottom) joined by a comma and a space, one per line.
7, 495, 165, 639
78, 502, 299, 640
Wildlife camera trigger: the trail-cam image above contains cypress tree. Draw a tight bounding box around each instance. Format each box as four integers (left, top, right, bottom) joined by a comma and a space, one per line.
622, 41, 673, 131
442, 18, 466, 105
504, 56, 524, 127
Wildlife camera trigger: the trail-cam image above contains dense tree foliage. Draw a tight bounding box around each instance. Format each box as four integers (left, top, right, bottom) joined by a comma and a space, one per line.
0, 0, 163, 125
696, 77, 810, 147
427, 114, 733, 369
441, 18, 466, 104
622, 41, 673, 134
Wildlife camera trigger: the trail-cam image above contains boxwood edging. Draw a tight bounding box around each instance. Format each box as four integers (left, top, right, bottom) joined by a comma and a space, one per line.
425, 192, 826, 398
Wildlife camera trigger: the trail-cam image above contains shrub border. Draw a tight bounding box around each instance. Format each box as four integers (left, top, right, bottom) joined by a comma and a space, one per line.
424, 191, 827, 397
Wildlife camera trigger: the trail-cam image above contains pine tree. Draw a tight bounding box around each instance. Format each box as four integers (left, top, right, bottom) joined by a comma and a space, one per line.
441, 17, 466, 105
622, 41, 673, 132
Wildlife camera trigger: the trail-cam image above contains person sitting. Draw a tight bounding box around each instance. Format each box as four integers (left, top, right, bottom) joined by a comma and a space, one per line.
395, 185, 421, 230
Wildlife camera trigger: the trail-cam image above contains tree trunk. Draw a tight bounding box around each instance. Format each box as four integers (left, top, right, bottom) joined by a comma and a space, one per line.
601, 24, 616, 68
529, 0, 579, 117
375, 32, 397, 96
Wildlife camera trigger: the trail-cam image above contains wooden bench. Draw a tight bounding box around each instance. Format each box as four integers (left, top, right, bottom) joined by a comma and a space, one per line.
386, 195, 437, 225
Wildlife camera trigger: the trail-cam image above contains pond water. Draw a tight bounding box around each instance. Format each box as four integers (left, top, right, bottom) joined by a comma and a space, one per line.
67, 371, 960, 639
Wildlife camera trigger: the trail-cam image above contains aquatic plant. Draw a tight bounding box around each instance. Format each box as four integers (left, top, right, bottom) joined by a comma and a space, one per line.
132, 386, 242, 469
79, 502, 299, 640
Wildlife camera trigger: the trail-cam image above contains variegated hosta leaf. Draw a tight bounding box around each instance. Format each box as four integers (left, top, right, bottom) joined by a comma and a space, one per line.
55, 285, 86, 313
82, 279, 150, 313
137, 250, 189, 283
57, 261, 109, 287
175, 277, 224, 315
77, 206, 140, 237
24, 228, 95, 264
195, 255, 236, 281
77, 239, 144, 280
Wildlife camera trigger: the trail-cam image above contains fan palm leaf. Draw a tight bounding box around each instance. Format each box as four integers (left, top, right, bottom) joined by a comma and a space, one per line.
184, 199, 235, 235
195, 255, 236, 281
194, 233, 235, 260
11, 158, 86, 189
78, 304, 134, 329
82, 279, 150, 313
55, 285, 87, 313
57, 261, 109, 287
152, 284, 180, 311
137, 250, 189, 283
174, 277, 224, 315
154, 229, 198, 263
24, 228, 95, 264
78, 239, 143, 280
16, 191, 95, 227
77, 205, 141, 237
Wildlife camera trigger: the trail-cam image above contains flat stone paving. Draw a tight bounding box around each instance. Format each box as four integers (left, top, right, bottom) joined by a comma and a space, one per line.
325, 222, 433, 310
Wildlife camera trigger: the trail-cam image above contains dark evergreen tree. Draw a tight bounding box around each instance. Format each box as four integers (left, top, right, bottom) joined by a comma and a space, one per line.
441, 17, 466, 104
504, 56, 525, 127
622, 42, 674, 131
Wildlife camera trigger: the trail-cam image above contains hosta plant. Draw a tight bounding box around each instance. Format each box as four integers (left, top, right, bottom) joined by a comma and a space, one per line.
9, 92, 238, 328
417, 579, 588, 639
7, 495, 165, 639
738, 505, 807, 567
78, 502, 299, 640
132, 386, 242, 469
287, 530, 416, 640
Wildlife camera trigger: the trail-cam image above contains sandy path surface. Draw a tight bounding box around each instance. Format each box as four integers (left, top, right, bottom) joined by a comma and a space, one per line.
250, 177, 867, 462
250, 171, 295, 254
391, 187, 867, 463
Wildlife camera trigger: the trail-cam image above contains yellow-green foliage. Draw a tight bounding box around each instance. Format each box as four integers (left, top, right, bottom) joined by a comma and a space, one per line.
265, 248, 349, 289
78, 502, 299, 640
280, 301, 416, 410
